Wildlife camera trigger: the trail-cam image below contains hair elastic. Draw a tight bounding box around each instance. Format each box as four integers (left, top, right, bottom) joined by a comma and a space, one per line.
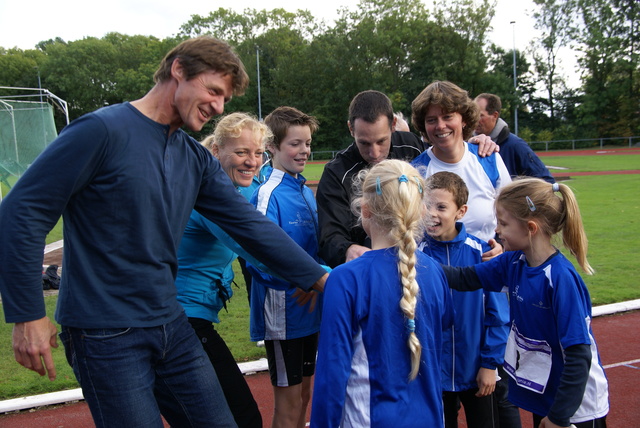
376, 177, 382, 195
407, 318, 415, 333
526, 196, 536, 212
398, 174, 408, 183
552, 183, 560, 192
414, 177, 423, 194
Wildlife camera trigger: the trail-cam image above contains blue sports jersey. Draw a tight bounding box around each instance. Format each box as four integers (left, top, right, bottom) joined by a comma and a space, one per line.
475, 251, 609, 423
312, 249, 454, 427
248, 168, 324, 341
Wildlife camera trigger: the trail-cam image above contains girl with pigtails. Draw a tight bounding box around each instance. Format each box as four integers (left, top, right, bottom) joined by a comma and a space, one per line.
311, 159, 454, 427
445, 178, 609, 428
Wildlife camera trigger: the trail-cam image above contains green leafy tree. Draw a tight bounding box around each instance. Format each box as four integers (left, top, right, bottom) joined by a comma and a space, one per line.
575, 0, 640, 136
476, 45, 535, 132
427, 0, 495, 94
531, 0, 576, 129
0, 48, 46, 89
177, 8, 323, 142
38, 37, 121, 118
37, 34, 179, 120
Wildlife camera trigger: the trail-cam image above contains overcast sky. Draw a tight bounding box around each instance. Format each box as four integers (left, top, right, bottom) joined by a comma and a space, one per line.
1, 0, 578, 86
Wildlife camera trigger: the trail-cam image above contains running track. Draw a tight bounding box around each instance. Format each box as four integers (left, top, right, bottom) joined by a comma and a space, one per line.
1, 309, 638, 427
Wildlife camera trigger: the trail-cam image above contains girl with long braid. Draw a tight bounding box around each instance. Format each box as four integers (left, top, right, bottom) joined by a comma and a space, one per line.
311, 159, 453, 427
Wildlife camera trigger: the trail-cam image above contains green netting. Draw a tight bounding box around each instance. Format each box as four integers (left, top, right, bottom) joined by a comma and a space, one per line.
0, 100, 58, 179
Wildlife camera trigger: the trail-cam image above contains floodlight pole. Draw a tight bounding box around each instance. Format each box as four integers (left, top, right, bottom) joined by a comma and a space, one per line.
256, 46, 262, 121
511, 21, 518, 136
36, 68, 43, 103
33, 66, 47, 146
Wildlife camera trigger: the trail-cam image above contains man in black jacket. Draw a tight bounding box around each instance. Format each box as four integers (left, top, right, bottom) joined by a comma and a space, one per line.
317, 90, 424, 267
317, 90, 499, 268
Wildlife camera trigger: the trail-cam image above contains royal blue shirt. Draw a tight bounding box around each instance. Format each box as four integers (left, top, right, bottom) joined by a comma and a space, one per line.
312, 249, 453, 427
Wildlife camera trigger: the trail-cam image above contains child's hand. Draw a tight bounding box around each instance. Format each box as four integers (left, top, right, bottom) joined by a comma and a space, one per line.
482, 239, 503, 262
292, 288, 319, 313
474, 367, 497, 397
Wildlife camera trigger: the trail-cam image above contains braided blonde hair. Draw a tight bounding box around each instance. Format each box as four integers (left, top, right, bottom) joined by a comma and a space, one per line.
352, 159, 427, 380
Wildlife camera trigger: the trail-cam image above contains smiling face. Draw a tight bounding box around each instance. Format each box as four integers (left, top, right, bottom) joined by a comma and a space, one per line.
350, 115, 393, 165
270, 125, 312, 178
425, 188, 467, 241
212, 128, 264, 188
495, 203, 531, 252
172, 62, 234, 132
424, 104, 466, 161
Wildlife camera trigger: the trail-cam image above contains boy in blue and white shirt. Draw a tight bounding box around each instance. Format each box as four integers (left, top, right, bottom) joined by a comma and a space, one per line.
419, 171, 510, 428
248, 106, 327, 428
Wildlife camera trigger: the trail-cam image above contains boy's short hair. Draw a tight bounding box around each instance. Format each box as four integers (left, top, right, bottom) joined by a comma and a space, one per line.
425, 171, 469, 208
154, 36, 249, 96
348, 90, 394, 128
264, 106, 319, 149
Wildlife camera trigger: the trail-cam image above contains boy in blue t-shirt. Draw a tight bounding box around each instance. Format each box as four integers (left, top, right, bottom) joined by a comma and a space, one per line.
248, 106, 326, 428
418, 171, 510, 428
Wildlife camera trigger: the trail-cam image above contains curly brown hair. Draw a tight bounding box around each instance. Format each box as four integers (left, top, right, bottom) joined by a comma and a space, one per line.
411, 81, 479, 142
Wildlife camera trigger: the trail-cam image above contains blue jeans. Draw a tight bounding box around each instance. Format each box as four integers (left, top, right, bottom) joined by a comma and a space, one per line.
60, 313, 237, 428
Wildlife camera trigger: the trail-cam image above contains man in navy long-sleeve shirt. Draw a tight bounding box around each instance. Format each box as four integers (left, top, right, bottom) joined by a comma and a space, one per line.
0, 36, 327, 428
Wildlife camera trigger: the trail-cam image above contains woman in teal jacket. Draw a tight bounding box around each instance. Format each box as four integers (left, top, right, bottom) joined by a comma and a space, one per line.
175, 112, 271, 428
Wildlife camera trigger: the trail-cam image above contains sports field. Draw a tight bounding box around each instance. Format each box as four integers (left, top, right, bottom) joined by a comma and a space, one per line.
0, 147, 639, 402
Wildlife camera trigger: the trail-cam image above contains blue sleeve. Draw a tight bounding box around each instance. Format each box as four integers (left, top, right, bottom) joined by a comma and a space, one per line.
246, 261, 291, 291
474, 254, 511, 293
311, 268, 357, 427
551, 266, 592, 348
194, 171, 325, 292
480, 291, 510, 368
513, 143, 556, 184
245, 186, 297, 291
191, 213, 276, 277
0, 115, 108, 322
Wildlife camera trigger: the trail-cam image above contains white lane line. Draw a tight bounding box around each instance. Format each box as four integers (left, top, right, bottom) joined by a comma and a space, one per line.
603, 359, 640, 369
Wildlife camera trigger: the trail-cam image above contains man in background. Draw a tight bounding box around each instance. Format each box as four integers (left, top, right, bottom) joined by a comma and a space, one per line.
316, 90, 426, 267
475, 93, 555, 183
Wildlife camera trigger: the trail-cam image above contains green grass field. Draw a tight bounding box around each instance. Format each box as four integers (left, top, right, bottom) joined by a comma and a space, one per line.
0, 149, 639, 399
541, 154, 640, 173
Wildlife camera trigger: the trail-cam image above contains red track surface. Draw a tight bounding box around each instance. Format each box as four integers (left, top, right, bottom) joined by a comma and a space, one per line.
536, 147, 640, 157
1, 310, 638, 428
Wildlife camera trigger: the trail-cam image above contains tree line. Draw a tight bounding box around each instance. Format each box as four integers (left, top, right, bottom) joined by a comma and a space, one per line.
0, 0, 637, 150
